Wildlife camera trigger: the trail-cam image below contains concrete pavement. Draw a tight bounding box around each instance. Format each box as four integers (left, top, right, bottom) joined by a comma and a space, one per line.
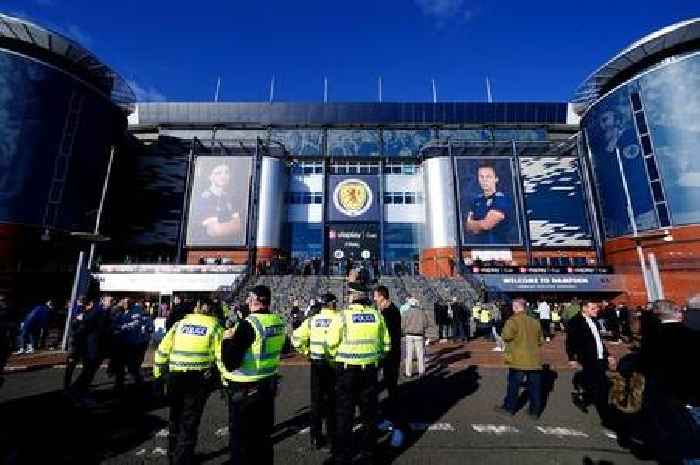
0, 358, 651, 465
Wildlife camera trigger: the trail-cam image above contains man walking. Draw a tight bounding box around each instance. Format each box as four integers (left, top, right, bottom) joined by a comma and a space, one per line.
537, 298, 552, 342
154, 300, 223, 465
218, 285, 285, 465
328, 282, 391, 465
373, 285, 404, 446
402, 298, 428, 377
496, 298, 544, 418
566, 301, 617, 427
292, 293, 342, 450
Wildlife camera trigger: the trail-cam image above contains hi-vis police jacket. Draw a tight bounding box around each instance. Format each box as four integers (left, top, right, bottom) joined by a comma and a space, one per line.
154, 313, 223, 378
217, 313, 286, 384
327, 304, 391, 366
292, 308, 343, 361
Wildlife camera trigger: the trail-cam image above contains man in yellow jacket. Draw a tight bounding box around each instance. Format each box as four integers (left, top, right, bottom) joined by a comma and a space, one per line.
292, 293, 342, 450
327, 282, 391, 465
154, 300, 223, 465
495, 298, 544, 419
216, 285, 285, 465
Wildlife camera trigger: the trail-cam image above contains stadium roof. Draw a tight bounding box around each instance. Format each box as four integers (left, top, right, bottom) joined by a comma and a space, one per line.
572, 18, 700, 116
0, 13, 135, 111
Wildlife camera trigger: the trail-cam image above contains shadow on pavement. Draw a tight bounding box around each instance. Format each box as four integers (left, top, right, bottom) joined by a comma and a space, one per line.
0, 382, 167, 465
378, 364, 481, 464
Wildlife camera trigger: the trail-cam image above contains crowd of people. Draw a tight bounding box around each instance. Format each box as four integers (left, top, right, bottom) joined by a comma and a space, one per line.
1, 279, 699, 464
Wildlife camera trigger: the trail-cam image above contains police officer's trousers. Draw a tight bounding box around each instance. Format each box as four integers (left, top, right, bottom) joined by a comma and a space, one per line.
310, 360, 336, 443
334, 364, 378, 465
167, 371, 210, 465
226, 378, 276, 465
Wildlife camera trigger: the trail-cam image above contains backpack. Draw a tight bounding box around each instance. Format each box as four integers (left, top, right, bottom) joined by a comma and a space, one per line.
609, 371, 646, 414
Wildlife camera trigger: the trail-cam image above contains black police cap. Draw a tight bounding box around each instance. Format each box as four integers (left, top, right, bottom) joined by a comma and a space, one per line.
320, 293, 337, 305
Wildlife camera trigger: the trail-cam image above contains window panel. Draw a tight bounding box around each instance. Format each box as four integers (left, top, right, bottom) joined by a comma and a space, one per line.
630, 92, 643, 111
383, 129, 431, 157
327, 129, 380, 156
270, 129, 322, 156
635, 113, 648, 135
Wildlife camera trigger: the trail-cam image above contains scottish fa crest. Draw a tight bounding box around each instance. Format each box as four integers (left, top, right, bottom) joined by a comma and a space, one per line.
333, 179, 373, 217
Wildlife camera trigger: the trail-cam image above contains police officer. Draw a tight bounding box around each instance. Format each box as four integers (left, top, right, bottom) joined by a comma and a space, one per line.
327, 282, 391, 465
218, 285, 285, 465
154, 300, 223, 465
292, 293, 342, 450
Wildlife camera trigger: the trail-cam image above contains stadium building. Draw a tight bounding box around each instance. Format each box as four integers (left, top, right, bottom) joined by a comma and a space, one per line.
1, 12, 698, 306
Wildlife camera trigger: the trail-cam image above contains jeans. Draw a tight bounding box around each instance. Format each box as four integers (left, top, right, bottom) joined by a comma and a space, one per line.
503, 368, 542, 415
453, 320, 467, 340
540, 319, 551, 339
405, 335, 425, 376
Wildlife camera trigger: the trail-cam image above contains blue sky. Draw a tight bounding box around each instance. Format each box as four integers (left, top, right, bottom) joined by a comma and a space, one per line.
3, 0, 698, 103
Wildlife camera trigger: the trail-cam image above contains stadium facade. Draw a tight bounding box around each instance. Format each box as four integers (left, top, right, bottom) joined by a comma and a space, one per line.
0, 12, 698, 306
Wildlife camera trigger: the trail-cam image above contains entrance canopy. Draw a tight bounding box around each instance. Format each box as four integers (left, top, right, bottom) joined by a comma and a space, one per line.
94, 264, 245, 295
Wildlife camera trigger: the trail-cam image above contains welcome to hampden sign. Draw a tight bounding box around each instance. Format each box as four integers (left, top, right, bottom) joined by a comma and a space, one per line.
476, 273, 623, 293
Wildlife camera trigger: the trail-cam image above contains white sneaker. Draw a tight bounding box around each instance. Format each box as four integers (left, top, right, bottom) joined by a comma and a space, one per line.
545, 338, 551, 342
390, 429, 405, 448
377, 419, 393, 432
491, 347, 503, 352
25, 345, 34, 354
14, 348, 25, 355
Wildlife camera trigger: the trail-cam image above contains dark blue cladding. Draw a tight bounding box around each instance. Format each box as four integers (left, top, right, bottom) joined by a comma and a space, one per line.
135, 102, 568, 126
0, 50, 122, 232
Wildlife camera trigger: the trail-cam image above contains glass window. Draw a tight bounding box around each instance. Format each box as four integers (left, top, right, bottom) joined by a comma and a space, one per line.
493, 128, 547, 141
283, 223, 322, 259
657, 203, 671, 227
327, 129, 380, 156
650, 181, 664, 203
393, 193, 404, 204
416, 192, 424, 204
402, 164, 417, 175
313, 193, 323, 204
303, 165, 314, 174
383, 129, 432, 157
405, 192, 416, 204
383, 223, 423, 262
438, 129, 492, 141
640, 135, 654, 155
359, 165, 369, 174
645, 157, 660, 181
384, 192, 393, 204
630, 92, 643, 111
270, 129, 323, 156
314, 164, 323, 174
635, 113, 648, 135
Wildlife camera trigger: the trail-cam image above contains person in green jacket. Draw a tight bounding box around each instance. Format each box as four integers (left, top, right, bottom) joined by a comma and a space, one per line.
562, 298, 582, 326
495, 298, 544, 419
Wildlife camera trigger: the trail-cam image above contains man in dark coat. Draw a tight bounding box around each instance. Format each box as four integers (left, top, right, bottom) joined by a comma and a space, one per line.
65, 297, 111, 401
566, 301, 617, 428
638, 300, 700, 462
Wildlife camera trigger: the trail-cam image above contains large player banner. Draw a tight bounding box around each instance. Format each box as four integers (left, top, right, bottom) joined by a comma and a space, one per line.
455, 157, 522, 246
186, 156, 252, 247
328, 175, 380, 222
